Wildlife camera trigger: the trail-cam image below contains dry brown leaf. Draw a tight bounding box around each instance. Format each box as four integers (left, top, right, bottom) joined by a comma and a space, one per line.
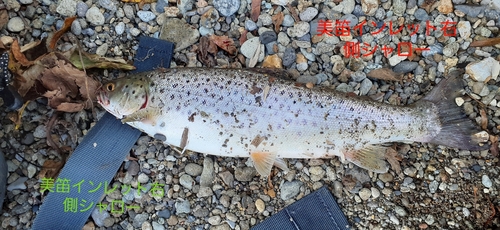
272, 12, 284, 32
385, 147, 403, 177
39, 59, 99, 111
68, 49, 135, 70
0, 10, 8, 30
367, 68, 404, 81
470, 37, 500, 47
38, 160, 64, 180
421, 0, 439, 12
239, 30, 247, 46
251, 0, 261, 22
50, 16, 76, 49
197, 36, 216, 67
490, 135, 498, 157
480, 109, 488, 130
209, 35, 237, 55
11, 39, 33, 66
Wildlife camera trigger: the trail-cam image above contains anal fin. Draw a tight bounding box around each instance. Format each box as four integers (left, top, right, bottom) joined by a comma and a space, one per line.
344, 146, 389, 173
250, 152, 278, 176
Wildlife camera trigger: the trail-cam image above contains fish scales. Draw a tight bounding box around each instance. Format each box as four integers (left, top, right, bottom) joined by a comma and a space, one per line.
98, 68, 488, 175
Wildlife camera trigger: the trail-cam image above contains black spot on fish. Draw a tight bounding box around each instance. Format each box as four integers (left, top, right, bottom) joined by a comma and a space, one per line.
154, 133, 167, 142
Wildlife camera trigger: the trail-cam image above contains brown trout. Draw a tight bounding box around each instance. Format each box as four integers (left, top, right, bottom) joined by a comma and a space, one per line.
97, 68, 488, 176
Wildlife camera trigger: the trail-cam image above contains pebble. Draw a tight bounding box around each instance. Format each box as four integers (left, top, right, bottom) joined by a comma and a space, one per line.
358, 188, 371, 200
33, 125, 47, 139
7, 177, 27, 191
388, 55, 407, 66
213, 0, 240, 17
429, 180, 439, 193
7, 17, 24, 32
379, 173, 394, 183
362, 0, 378, 16
115, 22, 125, 35
442, 42, 459, 57
282, 14, 294, 27
91, 209, 109, 227
255, 199, 265, 212
259, 31, 277, 44
160, 18, 200, 52
454, 5, 486, 18
371, 187, 380, 199
71, 20, 81, 35
96, 43, 108, 56
158, 209, 171, 219
137, 11, 156, 22
466, 57, 500, 82
282, 47, 296, 67
287, 22, 310, 38
56, 0, 77, 17
76, 2, 88, 17
98, 0, 117, 11
21, 133, 34, 145
414, 8, 429, 21
179, 174, 194, 189
240, 37, 260, 58
86, 6, 105, 26
218, 171, 234, 187
234, 167, 256, 181
133, 213, 149, 228
175, 200, 191, 214
200, 157, 214, 187
299, 7, 318, 22
184, 163, 203, 176
280, 181, 302, 200
457, 21, 471, 39
359, 78, 372, 95
177, 0, 193, 14
392, 0, 406, 16
482, 175, 493, 188
245, 20, 257, 31
137, 173, 149, 183
393, 61, 418, 73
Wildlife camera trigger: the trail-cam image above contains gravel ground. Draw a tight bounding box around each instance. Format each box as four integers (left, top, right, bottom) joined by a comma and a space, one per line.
1, 0, 500, 229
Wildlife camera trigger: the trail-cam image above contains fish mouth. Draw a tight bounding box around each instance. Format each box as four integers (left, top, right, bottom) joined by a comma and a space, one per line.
96, 89, 109, 107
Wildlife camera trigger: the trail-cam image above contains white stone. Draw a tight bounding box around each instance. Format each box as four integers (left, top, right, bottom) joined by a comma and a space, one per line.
388, 54, 407, 66
457, 21, 471, 39
7, 17, 24, 32
466, 57, 500, 82
240, 37, 260, 58
56, 0, 77, 16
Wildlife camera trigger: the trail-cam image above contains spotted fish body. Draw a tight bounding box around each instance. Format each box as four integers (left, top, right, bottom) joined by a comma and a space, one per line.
97, 68, 488, 175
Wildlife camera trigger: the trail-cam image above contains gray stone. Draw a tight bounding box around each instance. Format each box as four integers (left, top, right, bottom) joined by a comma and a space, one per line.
33, 125, 47, 139
179, 174, 194, 189
297, 75, 319, 85
133, 213, 149, 228
184, 163, 203, 176
280, 181, 302, 200
429, 180, 439, 193
218, 171, 234, 187
282, 14, 295, 27
359, 78, 372, 95
443, 42, 459, 57
86, 6, 105, 26
299, 7, 318, 22
91, 208, 109, 227
115, 22, 125, 35
277, 32, 290, 46
342, 0, 355, 14
175, 200, 191, 214
393, 61, 418, 73
197, 187, 213, 197
240, 37, 260, 58
21, 133, 34, 145
213, 0, 240, 17
454, 5, 486, 17
76, 2, 88, 17
245, 20, 257, 31
392, 0, 406, 16
98, 0, 117, 11
422, 43, 443, 57
199, 26, 214, 36
282, 47, 296, 67
155, 0, 168, 13
259, 31, 277, 44
288, 21, 310, 37
340, 14, 358, 27
414, 8, 429, 21
160, 18, 200, 52
7, 17, 24, 32
137, 11, 156, 22
200, 157, 215, 187
56, 0, 77, 16
258, 14, 272, 26
234, 167, 256, 181
7, 177, 27, 191
158, 209, 171, 219
123, 5, 135, 19
71, 20, 82, 35
394, 206, 408, 216
482, 174, 493, 188
358, 188, 371, 200
177, 0, 194, 14
96, 43, 108, 56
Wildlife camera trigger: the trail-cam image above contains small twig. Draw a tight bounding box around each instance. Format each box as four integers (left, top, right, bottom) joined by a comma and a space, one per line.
46, 111, 65, 161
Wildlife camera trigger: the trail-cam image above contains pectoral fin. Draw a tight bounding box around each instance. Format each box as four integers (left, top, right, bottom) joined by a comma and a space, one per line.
344, 146, 389, 173
250, 152, 278, 176
121, 108, 159, 125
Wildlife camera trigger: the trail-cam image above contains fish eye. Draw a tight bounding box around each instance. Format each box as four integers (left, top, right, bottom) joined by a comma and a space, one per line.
106, 83, 115, 91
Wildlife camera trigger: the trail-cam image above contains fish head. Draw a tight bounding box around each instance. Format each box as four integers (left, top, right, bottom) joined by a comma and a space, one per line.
97, 76, 149, 119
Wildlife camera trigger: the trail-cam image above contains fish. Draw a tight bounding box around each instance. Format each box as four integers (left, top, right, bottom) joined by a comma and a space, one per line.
97, 68, 489, 176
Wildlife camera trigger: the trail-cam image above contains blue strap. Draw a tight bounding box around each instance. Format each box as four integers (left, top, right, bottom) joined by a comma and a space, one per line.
251, 186, 351, 230
32, 37, 174, 229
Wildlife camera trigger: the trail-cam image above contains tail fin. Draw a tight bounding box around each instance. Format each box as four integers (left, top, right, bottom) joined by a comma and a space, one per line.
422, 70, 489, 151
